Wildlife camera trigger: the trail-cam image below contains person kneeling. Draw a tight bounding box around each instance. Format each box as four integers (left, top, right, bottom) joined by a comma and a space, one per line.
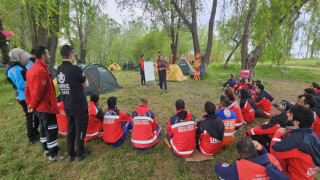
131, 98, 161, 151
214, 139, 288, 180
165, 99, 196, 157
196, 101, 224, 156
102, 96, 132, 147
85, 94, 104, 142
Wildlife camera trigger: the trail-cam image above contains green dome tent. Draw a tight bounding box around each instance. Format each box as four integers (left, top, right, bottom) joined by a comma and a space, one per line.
177, 59, 194, 75
123, 62, 135, 70
83, 63, 121, 95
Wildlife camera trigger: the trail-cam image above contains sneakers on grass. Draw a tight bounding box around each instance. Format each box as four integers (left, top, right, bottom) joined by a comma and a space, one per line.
76, 151, 92, 162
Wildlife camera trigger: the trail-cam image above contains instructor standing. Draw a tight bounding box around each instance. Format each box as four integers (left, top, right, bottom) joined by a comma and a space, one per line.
157, 55, 168, 93
57, 45, 91, 162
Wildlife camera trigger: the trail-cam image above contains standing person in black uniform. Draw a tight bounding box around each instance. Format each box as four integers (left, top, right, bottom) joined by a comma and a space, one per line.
157, 55, 168, 93
57, 45, 91, 162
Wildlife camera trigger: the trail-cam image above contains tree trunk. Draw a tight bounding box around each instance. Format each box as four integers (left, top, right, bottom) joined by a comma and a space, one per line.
224, 42, 241, 68
241, 0, 256, 70
27, 4, 37, 48
0, 17, 10, 64
47, 0, 60, 75
203, 0, 218, 74
247, 43, 265, 78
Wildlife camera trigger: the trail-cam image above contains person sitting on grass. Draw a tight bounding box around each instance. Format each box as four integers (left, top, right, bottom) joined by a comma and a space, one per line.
270, 105, 320, 179
85, 94, 104, 142
310, 82, 320, 97
251, 80, 262, 101
246, 104, 287, 151
239, 89, 257, 124
216, 95, 237, 146
56, 95, 68, 137
214, 139, 286, 180
222, 74, 237, 89
233, 76, 245, 94
255, 83, 274, 118
196, 101, 225, 156
102, 96, 132, 147
165, 99, 196, 157
225, 87, 244, 129
131, 98, 161, 151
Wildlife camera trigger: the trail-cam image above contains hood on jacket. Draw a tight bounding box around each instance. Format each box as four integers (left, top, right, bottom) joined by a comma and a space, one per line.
199, 114, 225, 141
135, 104, 150, 115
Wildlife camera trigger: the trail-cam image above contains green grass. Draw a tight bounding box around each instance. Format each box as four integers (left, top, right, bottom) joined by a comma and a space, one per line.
284, 58, 320, 67
0, 65, 318, 179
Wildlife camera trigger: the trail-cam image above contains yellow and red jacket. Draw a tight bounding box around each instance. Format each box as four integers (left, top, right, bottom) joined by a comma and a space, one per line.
85, 101, 103, 142
216, 108, 237, 146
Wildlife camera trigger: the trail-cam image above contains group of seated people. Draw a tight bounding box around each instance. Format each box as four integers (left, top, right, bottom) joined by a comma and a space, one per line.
54, 75, 320, 179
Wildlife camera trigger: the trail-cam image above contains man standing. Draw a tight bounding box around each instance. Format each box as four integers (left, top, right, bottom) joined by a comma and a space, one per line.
157, 55, 168, 93
57, 45, 91, 162
6, 48, 39, 144
25, 46, 65, 163
139, 55, 146, 87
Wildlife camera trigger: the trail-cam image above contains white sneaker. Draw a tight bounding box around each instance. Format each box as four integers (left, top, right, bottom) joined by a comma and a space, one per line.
49, 153, 66, 163
43, 151, 49, 157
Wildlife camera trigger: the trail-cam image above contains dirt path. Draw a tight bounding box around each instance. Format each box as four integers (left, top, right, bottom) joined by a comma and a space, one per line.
287, 66, 320, 70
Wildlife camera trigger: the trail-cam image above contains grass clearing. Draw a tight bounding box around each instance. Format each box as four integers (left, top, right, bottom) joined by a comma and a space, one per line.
0, 64, 318, 179
284, 58, 320, 67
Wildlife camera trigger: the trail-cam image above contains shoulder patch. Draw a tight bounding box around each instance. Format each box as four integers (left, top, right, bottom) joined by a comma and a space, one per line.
222, 163, 230, 167
224, 109, 231, 118
42, 79, 47, 85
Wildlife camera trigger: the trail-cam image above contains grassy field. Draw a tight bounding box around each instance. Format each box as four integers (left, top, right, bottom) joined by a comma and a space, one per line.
283, 58, 320, 67
0, 63, 318, 179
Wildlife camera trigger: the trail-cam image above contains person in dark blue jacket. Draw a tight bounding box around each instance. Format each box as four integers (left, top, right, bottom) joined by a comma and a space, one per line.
6, 48, 39, 143
223, 74, 237, 89
214, 138, 287, 180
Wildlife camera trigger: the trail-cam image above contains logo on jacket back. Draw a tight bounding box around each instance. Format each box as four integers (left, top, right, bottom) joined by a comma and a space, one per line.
224, 109, 231, 118
57, 72, 65, 83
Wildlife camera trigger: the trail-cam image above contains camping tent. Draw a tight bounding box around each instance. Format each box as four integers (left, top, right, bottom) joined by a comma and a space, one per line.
166, 64, 188, 81
177, 59, 194, 75
123, 62, 134, 70
83, 63, 121, 95
108, 63, 121, 71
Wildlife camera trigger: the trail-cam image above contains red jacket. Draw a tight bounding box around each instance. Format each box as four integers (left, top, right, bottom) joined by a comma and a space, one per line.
241, 100, 255, 124
156, 60, 168, 71
251, 89, 257, 101
255, 97, 272, 117
167, 110, 196, 157
199, 130, 223, 156
229, 101, 244, 129
131, 104, 159, 148
56, 101, 68, 136
139, 59, 144, 72
270, 130, 318, 180
312, 112, 320, 140
85, 101, 103, 142
25, 59, 58, 114
102, 109, 131, 143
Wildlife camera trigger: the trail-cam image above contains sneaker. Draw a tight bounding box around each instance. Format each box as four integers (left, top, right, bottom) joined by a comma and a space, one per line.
43, 151, 49, 157
49, 153, 66, 163
144, 85, 147, 87
165, 90, 167, 93
68, 155, 75, 162
76, 151, 92, 163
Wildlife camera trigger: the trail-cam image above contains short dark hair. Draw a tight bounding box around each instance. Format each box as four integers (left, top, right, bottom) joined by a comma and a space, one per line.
230, 74, 233, 78
297, 94, 303, 99
289, 105, 314, 128
272, 103, 285, 113
158, 51, 161, 54
312, 82, 319, 89
302, 94, 316, 109
90, 94, 99, 103
175, 99, 185, 110
35, 46, 47, 59
220, 95, 230, 107
30, 48, 35, 55
236, 139, 258, 159
140, 55, 144, 58
256, 83, 264, 91
107, 96, 117, 109
255, 80, 262, 84
205, 101, 216, 114
60, 45, 74, 59
140, 98, 148, 105
304, 88, 315, 95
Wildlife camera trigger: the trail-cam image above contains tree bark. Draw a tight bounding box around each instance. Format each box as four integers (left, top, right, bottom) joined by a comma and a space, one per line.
203, 0, 218, 74
0, 17, 10, 64
47, 0, 60, 75
224, 41, 241, 68
241, 0, 256, 70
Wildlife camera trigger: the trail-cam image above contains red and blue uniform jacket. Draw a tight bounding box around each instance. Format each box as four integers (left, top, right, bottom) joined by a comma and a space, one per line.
56, 100, 68, 136
85, 101, 103, 142
240, 99, 256, 124
6, 61, 27, 101
102, 108, 131, 143
196, 114, 224, 156
229, 101, 244, 129
131, 104, 159, 149
157, 60, 168, 72
166, 109, 196, 157
216, 108, 237, 146
255, 90, 273, 118
312, 111, 320, 140
214, 147, 283, 180
247, 112, 287, 138
25, 59, 59, 114
223, 78, 236, 88
271, 128, 320, 180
